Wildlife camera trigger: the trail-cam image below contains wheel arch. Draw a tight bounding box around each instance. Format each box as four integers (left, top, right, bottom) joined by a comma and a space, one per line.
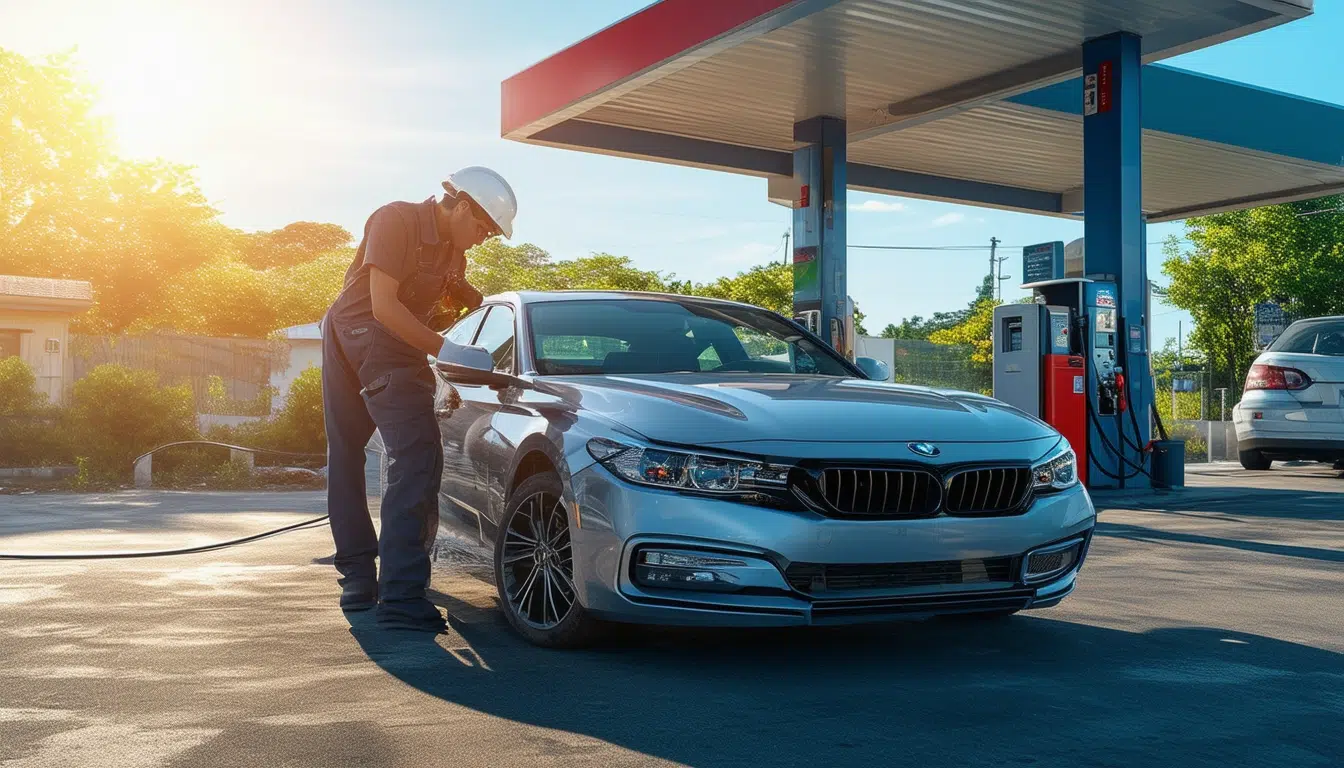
504, 434, 571, 503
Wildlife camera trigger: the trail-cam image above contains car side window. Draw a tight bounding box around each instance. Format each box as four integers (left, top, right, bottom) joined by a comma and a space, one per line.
474, 305, 516, 374
444, 307, 488, 346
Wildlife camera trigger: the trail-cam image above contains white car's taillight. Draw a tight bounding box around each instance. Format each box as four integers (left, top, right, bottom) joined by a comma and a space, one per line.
1245, 363, 1312, 391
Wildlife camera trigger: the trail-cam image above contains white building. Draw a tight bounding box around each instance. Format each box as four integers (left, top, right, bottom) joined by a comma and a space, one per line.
0, 275, 94, 404
271, 323, 323, 413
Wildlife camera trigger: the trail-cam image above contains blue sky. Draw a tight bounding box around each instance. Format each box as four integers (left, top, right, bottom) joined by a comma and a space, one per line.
3, 0, 1341, 346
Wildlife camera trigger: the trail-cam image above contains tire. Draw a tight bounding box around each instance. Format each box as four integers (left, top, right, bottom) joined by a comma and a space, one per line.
1239, 449, 1272, 471
494, 470, 604, 648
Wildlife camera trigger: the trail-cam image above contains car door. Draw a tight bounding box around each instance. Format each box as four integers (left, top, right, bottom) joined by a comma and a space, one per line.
440, 303, 519, 537
434, 306, 488, 538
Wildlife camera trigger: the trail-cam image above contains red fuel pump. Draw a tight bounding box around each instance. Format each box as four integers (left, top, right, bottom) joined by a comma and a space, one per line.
1043, 354, 1088, 487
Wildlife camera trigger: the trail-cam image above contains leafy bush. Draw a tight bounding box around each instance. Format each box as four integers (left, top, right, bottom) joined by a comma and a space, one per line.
206, 365, 325, 463
0, 412, 74, 468
203, 374, 275, 416
210, 457, 255, 489
66, 364, 198, 479
0, 358, 73, 468
1165, 422, 1208, 462
0, 356, 44, 416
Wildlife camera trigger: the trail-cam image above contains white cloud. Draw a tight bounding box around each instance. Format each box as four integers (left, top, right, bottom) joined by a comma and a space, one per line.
852, 200, 906, 213
931, 212, 966, 227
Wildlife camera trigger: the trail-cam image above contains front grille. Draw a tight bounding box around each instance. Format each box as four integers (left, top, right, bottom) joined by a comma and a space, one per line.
809, 588, 1035, 623
944, 467, 1032, 515
815, 468, 940, 518
786, 556, 1017, 593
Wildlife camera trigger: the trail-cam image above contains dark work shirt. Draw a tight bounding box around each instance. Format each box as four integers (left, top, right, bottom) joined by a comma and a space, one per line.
327, 197, 470, 335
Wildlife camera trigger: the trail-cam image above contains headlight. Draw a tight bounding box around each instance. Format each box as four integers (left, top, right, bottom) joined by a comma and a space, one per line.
586, 438, 789, 495
1031, 442, 1078, 492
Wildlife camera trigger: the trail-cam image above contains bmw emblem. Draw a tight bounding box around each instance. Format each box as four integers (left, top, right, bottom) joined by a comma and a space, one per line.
908, 442, 940, 458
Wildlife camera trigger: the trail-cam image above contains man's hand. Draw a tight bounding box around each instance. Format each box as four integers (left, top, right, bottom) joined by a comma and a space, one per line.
369, 267, 448, 357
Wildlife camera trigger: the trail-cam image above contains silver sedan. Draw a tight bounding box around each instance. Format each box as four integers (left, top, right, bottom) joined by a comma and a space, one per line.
431, 291, 1095, 647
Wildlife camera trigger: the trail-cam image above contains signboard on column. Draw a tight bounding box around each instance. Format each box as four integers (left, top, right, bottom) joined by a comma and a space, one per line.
793, 246, 819, 305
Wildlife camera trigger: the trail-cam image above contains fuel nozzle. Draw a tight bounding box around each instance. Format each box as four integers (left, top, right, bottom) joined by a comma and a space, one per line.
1114, 366, 1128, 413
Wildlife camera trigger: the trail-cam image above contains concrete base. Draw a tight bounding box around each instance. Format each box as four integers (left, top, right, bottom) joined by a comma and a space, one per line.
0, 466, 77, 480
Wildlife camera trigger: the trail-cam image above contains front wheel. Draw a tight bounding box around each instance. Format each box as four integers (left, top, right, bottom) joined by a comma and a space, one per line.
1239, 449, 1271, 471
494, 471, 605, 648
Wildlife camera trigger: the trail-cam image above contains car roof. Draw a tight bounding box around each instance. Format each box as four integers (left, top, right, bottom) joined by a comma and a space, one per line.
486, 289, 769, 313
1287, 315, 1344, 325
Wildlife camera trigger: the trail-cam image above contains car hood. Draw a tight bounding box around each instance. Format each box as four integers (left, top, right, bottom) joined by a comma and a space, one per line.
541, 374, 1056, 446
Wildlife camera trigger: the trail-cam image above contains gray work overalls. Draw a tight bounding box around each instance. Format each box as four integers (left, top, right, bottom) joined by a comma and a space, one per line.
321, 208, 458, 626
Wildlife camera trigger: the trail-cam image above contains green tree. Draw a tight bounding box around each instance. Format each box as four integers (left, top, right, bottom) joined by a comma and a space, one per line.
236, 222, 352, 270
928, 297, 999, 393
687, 262, 792, 314
880, 273, 997, 340
545, 253, 669, 292
1162, 196, 1344, 398
464, 240, 554, 295
1, 48, 354, 338
0, 49, 109, 255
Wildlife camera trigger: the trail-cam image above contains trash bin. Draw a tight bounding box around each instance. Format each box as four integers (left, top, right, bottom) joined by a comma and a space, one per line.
1150, 440, 1186, 489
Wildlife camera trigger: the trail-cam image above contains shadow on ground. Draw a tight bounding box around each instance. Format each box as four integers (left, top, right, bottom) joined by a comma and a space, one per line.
351, 591, 1342, 767
1097, 521, 1344, 563
1094, 484, 1344, 522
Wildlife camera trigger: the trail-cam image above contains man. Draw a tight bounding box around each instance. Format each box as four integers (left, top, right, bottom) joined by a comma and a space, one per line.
321, 167, 517, 632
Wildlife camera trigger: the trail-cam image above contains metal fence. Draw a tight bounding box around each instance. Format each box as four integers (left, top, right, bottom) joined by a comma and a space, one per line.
856, 337, 990, 394
67, 332, 287, 414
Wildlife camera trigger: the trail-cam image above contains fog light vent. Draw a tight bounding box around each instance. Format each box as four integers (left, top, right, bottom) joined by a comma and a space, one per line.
634, 549, 746, 592
1023, 541, 1082, 584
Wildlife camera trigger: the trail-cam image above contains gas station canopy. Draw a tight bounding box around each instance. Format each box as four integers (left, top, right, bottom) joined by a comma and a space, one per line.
502, 0, 1342, 222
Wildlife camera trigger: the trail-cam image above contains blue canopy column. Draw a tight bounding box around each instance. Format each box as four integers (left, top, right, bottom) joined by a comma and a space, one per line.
1082, 32, 1150, 488
791, 117, 849, 357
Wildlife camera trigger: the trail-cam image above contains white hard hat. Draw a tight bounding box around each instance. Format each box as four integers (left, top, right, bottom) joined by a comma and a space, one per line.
442, 166, 517, 239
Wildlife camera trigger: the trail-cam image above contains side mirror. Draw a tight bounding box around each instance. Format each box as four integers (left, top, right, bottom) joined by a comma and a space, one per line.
855, 356, 891, 382
434, 339, 522, 388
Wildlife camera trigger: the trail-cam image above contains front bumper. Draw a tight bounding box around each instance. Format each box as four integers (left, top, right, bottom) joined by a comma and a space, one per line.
569, 465, 1096, 627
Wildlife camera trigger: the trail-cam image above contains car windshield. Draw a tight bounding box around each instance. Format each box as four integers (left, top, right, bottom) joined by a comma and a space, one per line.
527, 298, 854, 377
1268, 319, 1344, 356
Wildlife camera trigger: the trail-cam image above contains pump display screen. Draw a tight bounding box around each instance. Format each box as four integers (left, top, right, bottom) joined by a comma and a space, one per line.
1002, 318, 1023, 352
1095, 308, 1116, 333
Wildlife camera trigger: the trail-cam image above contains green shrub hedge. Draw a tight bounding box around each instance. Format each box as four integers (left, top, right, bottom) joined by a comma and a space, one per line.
1, 357, 328, 484
65, 365, 200, 480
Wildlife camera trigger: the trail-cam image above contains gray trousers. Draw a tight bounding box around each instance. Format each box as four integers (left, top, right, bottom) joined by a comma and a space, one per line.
322, 317, 442, 606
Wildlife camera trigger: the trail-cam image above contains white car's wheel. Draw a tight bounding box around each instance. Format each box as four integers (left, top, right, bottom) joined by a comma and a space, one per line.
1239, 449, 1271, 471
494, 471, 604, 648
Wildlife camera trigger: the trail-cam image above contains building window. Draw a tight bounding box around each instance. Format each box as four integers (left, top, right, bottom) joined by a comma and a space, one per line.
0, 330, 20, 359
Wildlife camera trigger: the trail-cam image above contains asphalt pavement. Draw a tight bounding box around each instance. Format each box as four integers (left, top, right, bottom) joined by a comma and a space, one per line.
1, 463, 1341, 767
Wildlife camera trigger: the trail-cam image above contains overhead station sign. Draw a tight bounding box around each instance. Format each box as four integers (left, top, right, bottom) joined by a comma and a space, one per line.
1022, 241, 1065, 285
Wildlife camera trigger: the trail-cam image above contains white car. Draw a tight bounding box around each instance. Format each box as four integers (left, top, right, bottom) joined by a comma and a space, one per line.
1233, 316, 1344, 470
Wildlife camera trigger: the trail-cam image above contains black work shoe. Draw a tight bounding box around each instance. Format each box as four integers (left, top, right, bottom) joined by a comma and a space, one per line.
376, 599, 447, 633
340, 583, 378, 612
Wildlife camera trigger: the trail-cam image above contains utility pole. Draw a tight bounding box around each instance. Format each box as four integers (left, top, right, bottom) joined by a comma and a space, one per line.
989, 237, 1008, 301
783, 231, 790, 265
1174, 320, 1182, 422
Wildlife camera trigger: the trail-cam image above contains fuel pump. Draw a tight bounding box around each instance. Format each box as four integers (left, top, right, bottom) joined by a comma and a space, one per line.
993, 278, 1148, 490
992, 299, 1088, 487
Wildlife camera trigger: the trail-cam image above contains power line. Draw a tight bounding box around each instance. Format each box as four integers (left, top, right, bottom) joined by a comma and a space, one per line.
850, 240, 1177, 252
